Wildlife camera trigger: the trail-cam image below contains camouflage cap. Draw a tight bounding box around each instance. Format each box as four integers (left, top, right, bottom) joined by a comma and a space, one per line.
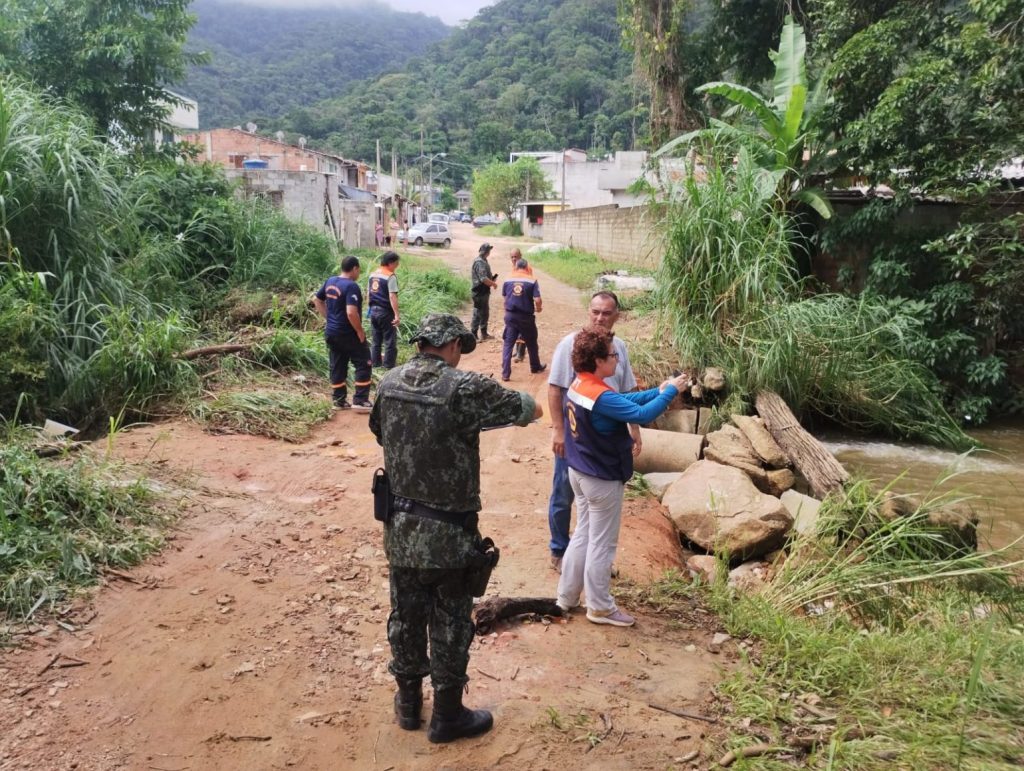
479, 242, 493, 254
409, 313, 477, 354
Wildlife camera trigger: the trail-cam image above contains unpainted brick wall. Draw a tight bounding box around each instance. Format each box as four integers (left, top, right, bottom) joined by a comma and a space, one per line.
544, 205, 664, 268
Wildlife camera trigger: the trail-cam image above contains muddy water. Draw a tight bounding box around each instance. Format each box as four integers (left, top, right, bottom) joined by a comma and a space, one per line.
821, 421, 1024, 549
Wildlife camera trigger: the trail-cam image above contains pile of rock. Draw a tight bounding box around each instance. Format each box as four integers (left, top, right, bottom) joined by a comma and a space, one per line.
634, 385, 978, 588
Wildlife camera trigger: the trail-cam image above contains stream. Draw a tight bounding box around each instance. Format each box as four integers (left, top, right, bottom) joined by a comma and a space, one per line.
822, 420, 1024, 549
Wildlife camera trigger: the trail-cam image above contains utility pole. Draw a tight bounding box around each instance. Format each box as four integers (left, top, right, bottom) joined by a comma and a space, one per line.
375, 139, 382, 203
561, 148, 566, 212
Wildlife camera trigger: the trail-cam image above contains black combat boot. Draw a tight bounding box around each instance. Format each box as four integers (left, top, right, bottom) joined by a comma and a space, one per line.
394, 677, 423, 730
427, 687, 493, 743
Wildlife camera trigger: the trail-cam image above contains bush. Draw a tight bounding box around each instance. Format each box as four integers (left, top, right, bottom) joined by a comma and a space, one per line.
655, 152, 973, 449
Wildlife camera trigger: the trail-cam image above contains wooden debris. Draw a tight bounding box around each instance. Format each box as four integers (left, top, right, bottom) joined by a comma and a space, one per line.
647, 702, 718, 724
755, 390, 848, 499
178, 343, 254, 360
472, 597, 563, 634
718, 743, 790, 766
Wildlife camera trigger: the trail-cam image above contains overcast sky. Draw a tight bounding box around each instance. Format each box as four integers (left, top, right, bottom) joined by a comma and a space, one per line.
230, 0, 492, 25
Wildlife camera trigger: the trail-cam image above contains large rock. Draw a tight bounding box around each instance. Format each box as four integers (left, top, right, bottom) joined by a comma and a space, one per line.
780, 490, 823, 536
732, 414, 789, 468
879, 492, 978, 553
653, 409, 698, 434
634, 428, 704, 474
702, 367, 726, 392
643, 472, 682, 501
685, 554, 718, 583
663, 461, 794, 559
704, 425, 761, 470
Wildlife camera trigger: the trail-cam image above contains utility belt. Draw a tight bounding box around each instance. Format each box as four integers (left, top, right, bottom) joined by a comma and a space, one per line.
372, 469, 499, 597
392, 495, 478, 531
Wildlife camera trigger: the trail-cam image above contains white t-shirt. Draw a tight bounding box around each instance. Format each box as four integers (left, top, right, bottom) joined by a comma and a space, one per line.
548, 330, 637, 392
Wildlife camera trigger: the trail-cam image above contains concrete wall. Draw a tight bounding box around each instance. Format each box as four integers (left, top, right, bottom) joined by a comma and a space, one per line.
544, 204, 664, 268
229, 169, 336, 234
338, 200, 375, 249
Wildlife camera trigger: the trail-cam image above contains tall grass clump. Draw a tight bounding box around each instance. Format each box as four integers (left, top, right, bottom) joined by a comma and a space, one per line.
655, 149, 973, 449
701, 481, 1024, 769
0, 78, 200, 424
0, 445, 168, 619
396, 253, 471, 338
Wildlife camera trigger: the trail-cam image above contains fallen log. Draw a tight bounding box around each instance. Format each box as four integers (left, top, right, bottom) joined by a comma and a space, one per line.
473, 597, 563, 633
178, 343, 254, 360
754, 391, 848, 500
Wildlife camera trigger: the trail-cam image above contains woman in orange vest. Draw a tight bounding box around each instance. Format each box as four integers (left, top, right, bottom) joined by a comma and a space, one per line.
557, 326, 688, 627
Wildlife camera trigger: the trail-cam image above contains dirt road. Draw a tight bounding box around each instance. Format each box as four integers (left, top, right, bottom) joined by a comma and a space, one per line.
0, 226, 725, 770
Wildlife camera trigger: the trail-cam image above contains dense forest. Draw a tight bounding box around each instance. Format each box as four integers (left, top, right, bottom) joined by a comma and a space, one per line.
263, 0, 644, 187
181, 0, 450, 129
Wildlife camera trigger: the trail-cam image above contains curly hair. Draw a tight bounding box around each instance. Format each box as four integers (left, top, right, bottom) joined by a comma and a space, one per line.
571, 325, 615, 374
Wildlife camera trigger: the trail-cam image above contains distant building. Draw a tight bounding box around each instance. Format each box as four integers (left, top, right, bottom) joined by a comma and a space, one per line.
151, 91, 199, 147
455, 189, 472, 211
183, 127, 368, 189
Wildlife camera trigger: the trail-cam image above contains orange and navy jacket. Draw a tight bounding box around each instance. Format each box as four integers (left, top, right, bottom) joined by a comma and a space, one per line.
367, 265, 397, 315
563, 372, 634, 482
502, 268, 541, 315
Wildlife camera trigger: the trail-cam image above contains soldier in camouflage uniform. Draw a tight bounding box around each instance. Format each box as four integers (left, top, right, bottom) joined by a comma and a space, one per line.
369, 313, 542, 743
470, 243, 497, 340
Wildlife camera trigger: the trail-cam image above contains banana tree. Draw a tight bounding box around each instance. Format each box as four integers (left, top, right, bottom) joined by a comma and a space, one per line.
655, 16, 833, 218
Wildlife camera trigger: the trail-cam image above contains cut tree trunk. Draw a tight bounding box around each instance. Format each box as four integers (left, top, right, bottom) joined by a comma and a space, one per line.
473, 597, 563, 634
178, 343, 253, 360
754, 390, 848, 499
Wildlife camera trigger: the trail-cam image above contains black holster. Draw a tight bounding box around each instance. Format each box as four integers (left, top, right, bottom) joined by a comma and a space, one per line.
466, 537, 500, 598
372, 468, 392, 523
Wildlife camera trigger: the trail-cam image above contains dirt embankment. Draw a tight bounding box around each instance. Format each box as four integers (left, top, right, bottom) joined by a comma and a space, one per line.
0, 227, 729, 770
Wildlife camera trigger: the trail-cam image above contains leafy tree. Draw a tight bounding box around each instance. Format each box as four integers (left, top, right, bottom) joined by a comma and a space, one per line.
656, 16, 834, 218
809, 0, 1024, 190
2, 0, 206, 139
472, 157, 551, 222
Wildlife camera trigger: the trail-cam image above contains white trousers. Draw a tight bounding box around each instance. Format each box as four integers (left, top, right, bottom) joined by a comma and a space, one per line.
556, 468, 624, 614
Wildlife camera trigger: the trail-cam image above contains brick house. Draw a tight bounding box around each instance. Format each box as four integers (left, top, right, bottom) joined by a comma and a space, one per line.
184, 128, 368, 189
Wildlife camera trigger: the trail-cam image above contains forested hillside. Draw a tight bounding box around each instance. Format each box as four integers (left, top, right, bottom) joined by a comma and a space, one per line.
182, 0, 450, 129
272, 0, 643, 183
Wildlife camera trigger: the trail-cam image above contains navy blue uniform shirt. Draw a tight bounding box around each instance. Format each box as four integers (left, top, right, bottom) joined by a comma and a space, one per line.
316, 276, 362, 336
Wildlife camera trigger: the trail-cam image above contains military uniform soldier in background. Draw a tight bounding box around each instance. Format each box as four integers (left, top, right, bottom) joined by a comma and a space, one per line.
470, 243, 497, 341
369, 313, 542, 743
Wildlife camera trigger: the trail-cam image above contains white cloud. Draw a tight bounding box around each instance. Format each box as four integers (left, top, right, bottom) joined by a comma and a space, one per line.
221, 0, 492, 26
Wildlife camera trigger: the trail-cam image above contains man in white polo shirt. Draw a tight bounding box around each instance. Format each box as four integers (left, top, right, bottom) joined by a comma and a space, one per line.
546, 291, 640, 571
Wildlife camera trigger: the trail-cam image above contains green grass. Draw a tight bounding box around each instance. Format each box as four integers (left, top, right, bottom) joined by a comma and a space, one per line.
522, 247, 643, 291
654, 154, 974, 450
634, 479, 1024, 769
0, 443, 170, 621
189, 389, 332, 443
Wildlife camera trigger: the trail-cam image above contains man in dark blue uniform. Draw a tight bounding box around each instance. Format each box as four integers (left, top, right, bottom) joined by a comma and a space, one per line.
366, 251, 401, 369
314, 256, 373, 412
500, 258, 545, 382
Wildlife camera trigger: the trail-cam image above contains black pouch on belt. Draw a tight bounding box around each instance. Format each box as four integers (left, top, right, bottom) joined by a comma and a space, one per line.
371, 467, 391, 523
466, 537, 500, 598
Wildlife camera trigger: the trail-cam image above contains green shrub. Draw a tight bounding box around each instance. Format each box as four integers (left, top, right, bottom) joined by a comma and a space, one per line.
655, 152, 973, 449
0, 268, 57, 420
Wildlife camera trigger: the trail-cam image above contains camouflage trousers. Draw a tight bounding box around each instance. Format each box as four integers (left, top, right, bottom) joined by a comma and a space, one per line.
387, 565, 475, 690
470, 294, 490, 337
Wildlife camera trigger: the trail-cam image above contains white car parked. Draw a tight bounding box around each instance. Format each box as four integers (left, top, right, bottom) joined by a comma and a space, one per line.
397, 222, 453, 247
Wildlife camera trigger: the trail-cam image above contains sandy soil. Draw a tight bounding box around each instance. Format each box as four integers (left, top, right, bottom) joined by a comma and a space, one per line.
0, 226, 730, 770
